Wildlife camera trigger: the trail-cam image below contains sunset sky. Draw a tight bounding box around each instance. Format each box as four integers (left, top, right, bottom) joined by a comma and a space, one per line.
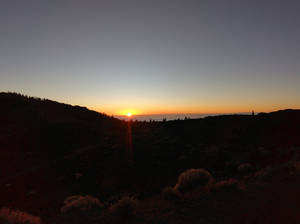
1, 0, 300, 115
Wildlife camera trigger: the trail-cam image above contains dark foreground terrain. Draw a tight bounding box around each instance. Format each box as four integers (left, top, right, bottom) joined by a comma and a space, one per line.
1, 92, 300, 224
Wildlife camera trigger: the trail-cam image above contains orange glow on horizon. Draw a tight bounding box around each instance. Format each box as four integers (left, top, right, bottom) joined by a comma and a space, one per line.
116, 109, 141, 116
90, 103, 300, 116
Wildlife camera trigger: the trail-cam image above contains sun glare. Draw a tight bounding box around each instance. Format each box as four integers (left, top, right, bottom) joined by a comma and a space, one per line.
118, 109, 140, 117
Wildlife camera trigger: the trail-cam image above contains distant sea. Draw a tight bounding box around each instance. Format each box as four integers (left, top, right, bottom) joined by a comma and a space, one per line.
115, 113, 251, 121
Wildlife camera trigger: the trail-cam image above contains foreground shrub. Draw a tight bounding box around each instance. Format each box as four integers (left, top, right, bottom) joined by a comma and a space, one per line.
0, 207, 40, 224
108, 196, 138, 218
174, 168, 214, 193
61, 195, 102, 213
212, 178, 245, 193
288, 161, 300, 175
238, 163, 253, 176
59, 195, 103, 224
161, 186, 181, 200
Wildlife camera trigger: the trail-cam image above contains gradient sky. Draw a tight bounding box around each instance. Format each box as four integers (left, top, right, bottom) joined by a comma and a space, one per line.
1, 0, 300, 115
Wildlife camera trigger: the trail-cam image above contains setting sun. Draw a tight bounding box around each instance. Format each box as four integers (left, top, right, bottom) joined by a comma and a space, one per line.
117, 109, 141, 117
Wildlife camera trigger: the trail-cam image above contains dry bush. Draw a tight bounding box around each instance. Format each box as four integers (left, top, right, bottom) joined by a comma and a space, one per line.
161, 186, 181, 200
59, 195, 103, 224
60, 195, 102, 213
174, 168, 214, 193
249, 166, 272, 180
250, 163, 291, 182
288, 161, 300, 175
212, 178, 245, 193
238, 163, 253, 175
0, 207, 41, 224
108, 196, 138, 218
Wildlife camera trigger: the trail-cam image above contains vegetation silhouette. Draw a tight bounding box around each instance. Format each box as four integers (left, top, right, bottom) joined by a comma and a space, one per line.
1, 92, 300, 223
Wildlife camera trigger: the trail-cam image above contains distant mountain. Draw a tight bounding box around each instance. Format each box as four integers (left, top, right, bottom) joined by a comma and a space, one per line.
0, 92, 115, 123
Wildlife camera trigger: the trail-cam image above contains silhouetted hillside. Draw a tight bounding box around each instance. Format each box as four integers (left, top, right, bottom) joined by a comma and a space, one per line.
1, 92, 300, 224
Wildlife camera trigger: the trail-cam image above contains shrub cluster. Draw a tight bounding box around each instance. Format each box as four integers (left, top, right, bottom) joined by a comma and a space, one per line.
212, 178, 245, 193
108, 196, 138, 218
174, 168, 214, 193
0, 207, 41, 224
238, 163, 253, 176
61, 195, 102, 213
162, 168, 245, 201
161, 186, 181, 200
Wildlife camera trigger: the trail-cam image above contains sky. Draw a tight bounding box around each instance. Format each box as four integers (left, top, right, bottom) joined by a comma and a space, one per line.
1, 0, 300, 115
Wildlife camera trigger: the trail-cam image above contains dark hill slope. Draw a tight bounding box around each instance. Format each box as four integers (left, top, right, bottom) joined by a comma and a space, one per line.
0, 92, 127, 217
0, 92, 125, 159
